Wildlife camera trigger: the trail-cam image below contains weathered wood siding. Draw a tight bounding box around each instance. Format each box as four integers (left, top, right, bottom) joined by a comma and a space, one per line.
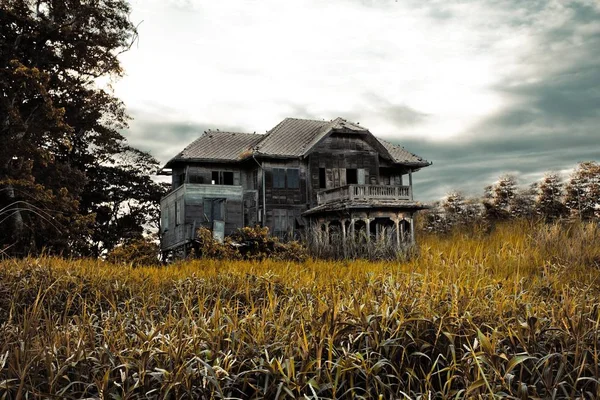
261, 159, 308, 237
307, 133, 379, 207
162, 130, 418, 246
160, 183, 243, 250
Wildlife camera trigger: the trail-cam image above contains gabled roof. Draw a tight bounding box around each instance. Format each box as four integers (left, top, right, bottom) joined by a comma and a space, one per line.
252, 117, 370, 158
253, 118, 330, 157
164, 131, 263, 166
377, 138, 430, 166
162, 117, 430, 169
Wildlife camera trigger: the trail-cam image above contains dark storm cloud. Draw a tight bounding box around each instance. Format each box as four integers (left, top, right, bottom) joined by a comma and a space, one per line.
391, 0, 600, 201
121, 0, 599, 203
396, 130, 600, 201
123, 110, 246, 165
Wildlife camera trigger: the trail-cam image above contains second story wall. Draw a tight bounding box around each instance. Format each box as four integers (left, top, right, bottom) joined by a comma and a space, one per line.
307, 132, 380, 207
171, 163, 242, 189
260, 159, 308, 238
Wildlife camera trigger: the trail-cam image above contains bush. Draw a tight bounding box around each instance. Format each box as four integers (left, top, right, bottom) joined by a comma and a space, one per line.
192, 226, 307, 262
106, 237, 160, 267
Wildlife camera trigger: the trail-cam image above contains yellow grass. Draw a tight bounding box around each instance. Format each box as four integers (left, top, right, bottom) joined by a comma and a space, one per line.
1, 220, 600, 398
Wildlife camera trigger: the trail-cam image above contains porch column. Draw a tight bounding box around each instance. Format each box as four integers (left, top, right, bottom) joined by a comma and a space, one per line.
394, 217, 401, 248
409, 170, 413, 200
409, 215, 415, 244
364, 217, 372, 241
341, 219, 347, 239
400, 219, 405, 242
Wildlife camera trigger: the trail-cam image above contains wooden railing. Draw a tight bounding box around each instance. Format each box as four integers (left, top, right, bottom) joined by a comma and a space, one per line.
317, 184, 411, 205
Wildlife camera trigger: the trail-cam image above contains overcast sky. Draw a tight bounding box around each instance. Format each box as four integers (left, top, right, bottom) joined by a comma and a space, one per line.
114, 0, 600, 201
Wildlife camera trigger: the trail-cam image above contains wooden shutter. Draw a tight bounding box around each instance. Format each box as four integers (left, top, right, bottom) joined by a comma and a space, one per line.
357, 169, 366, 185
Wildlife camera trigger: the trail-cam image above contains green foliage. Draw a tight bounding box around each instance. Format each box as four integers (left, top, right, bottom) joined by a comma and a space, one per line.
106, 237, 161, 267
0, 0, 167, 257
192, 226, 308, 261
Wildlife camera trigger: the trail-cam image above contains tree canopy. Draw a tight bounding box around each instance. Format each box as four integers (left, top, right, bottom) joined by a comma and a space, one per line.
1, 0, 166, 256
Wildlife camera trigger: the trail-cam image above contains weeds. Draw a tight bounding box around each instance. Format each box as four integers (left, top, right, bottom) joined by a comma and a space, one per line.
1, 221, 600, 398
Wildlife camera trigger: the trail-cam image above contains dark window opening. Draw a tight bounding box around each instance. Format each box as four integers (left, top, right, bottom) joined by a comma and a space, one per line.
223, 171, 234, 185
287, 169, 299, 189
273, 168, 286, 188
319, 168, 326, 189
211, 171, 235, 185
178, 173, 186, 186
346, 168, 358, 184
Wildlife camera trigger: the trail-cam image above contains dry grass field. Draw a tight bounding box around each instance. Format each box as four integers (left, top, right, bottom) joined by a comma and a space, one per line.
1, 221, 600, 399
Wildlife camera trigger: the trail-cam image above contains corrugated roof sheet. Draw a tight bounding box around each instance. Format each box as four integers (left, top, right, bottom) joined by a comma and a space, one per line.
377, 138, 430, 166
164, 117, 430, 167
166, 131, 263, 165
254, 118, 330, 157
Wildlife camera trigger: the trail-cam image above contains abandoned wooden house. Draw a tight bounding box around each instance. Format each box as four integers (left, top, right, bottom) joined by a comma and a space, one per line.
159, 117, 431, 256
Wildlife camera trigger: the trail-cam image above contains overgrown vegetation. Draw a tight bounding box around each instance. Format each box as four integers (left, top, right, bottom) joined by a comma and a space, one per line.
192, 226, 307, 262
2, 221, 600, 398
306, 224, 415, 261
422, 161, 600, 234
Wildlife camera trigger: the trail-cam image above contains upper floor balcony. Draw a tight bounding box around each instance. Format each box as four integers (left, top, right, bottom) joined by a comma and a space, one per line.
317, 184, 412, 206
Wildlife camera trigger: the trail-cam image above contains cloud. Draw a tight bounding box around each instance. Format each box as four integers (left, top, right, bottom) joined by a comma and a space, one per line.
384, 0, 600, 201
123, 109, 247, 165
118, 0, 600, 203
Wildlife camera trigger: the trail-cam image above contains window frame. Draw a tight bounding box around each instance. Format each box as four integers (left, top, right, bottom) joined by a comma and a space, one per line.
203, 198, 226, 222
272, 168, 286, 189
286, 168, 300, 189
211, 170, 235, 185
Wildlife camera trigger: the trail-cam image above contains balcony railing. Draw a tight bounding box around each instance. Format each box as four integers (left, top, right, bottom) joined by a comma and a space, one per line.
317, 184, 412, 205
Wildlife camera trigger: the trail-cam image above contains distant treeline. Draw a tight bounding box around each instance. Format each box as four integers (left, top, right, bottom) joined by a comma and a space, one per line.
421, 161, 600, 233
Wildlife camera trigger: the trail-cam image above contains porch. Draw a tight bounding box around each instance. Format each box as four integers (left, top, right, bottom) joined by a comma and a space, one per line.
317, 184, 412, 205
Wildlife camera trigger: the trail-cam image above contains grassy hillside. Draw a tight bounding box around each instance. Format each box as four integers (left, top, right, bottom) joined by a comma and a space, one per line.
1, 221, 600, 399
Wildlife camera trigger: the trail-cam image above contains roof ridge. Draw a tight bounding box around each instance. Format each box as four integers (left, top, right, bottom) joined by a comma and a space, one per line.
204, 129, 256, 135
283, 116, 331, 123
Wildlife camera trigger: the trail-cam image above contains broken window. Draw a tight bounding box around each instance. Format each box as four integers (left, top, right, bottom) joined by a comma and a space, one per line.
204, 198, 225, 222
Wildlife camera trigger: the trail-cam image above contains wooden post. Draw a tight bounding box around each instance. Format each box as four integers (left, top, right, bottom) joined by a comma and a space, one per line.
394, 218, 400, 249
364, 217, 371, 241
409, 170, 413, 200
409, 215, 415, 244
400, 219, 405, 242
